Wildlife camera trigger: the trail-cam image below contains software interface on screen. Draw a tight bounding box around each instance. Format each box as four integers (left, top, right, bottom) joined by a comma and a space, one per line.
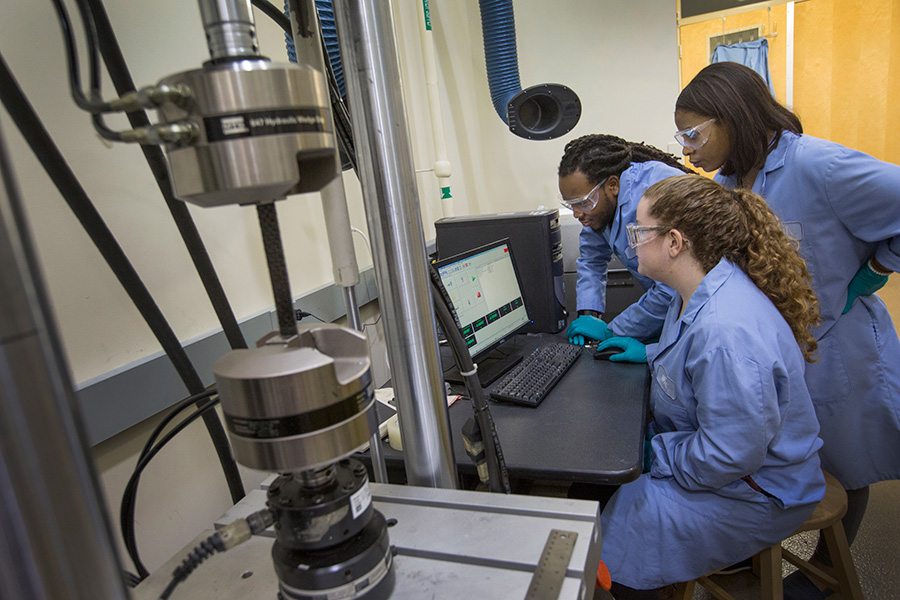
436, 240, 530, 357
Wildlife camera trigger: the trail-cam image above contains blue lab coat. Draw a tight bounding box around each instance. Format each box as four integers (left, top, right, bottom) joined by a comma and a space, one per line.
717, 131, 900, 490
575, 161, 681, 340
601, 260, 825, 589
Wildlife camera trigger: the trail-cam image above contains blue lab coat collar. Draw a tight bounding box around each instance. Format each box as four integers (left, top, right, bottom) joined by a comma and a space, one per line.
654, 259, 736, 355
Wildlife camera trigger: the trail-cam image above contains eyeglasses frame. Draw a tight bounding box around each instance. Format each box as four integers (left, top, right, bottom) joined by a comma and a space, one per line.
674, 118, 717, 150
625, 222, 667, 248
559, 176, 610, 213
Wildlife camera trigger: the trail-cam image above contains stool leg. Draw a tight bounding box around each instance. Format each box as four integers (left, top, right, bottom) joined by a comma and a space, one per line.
757, 546, 782, 600
673, 580, 695, 599
822, 523, 863, 600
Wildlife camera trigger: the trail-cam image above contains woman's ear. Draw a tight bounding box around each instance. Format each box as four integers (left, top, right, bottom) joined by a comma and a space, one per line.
668, 229, 687, 257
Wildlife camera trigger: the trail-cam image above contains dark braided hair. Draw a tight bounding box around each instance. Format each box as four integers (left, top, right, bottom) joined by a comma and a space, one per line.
558, 134, 692, 184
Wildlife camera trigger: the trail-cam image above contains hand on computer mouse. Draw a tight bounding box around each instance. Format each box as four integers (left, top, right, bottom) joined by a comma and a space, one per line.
566, 315, 613, 346
596, 336, 647, 363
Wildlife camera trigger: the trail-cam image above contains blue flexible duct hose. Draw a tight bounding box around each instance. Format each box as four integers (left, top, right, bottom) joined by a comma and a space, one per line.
283, 0, 345, 97
314, 1, 345, 97
283, 3, 297, 63
478, 0, 522, 124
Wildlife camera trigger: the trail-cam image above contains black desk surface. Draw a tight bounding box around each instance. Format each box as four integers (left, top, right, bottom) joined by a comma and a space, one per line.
368, 333, 650, 486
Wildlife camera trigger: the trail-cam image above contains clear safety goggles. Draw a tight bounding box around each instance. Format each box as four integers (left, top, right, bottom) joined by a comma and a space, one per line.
674, 118, 716, 150
626, 223, 666, 248
559, 177, 608, 212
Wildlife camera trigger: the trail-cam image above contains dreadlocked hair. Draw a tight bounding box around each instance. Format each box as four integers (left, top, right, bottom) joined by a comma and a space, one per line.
644, 175, 820, 362
558, 134, 692, 184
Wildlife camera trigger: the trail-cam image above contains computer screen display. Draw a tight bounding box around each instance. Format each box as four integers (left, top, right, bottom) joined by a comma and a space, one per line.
435, 238, 531, 358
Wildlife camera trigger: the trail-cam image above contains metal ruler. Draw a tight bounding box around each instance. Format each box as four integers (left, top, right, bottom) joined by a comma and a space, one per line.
525, 529, 579, 600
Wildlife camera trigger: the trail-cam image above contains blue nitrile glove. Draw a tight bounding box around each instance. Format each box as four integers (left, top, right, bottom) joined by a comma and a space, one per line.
843, 260, 890, 314
642, 431, 655, 473
597, 336, 647, 363
566, 315, 613, 346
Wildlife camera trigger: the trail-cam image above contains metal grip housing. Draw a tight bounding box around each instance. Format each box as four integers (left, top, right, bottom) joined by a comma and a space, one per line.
157, 60, 338, 206
214, 324, 375, 472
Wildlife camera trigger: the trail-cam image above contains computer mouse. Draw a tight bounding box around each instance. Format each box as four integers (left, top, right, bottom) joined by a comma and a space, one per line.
593, 346, 623, 361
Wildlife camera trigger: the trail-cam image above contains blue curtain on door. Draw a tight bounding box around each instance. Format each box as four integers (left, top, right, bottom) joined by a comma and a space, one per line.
711, 38, 776, 97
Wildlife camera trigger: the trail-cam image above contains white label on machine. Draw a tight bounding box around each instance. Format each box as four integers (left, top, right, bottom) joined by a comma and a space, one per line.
350, 482, 372, 519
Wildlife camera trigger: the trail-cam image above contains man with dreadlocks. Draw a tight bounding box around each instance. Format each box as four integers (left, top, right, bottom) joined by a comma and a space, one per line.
558, 134, 692, 351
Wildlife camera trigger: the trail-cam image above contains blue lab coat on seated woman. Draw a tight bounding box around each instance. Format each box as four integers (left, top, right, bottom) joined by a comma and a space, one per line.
594, 176, 825, 593
601, 261, 825, 588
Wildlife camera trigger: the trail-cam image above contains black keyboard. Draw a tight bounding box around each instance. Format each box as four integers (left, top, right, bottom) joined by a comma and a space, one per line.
489, 343, 583, 407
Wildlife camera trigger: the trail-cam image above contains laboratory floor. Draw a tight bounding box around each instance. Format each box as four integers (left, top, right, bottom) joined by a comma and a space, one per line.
586, 478, 900, 599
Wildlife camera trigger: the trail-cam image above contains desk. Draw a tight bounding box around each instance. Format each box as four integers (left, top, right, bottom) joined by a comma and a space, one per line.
367, 332, 649, 486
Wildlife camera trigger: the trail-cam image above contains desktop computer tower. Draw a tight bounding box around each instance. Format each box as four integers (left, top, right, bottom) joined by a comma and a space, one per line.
434, 210, 567, 333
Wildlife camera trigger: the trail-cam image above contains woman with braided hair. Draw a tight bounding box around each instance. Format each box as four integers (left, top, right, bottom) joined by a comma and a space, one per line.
597, 175, 826, 599
676, 62, 900, 598
558, 134, 691, 351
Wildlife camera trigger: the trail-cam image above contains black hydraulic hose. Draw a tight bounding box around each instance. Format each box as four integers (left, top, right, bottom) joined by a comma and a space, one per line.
0, 55, 245, 504
429, 267, 510, 493
77, 0, 248, 502
48, 0, 124, 140
47, 0, 111, 113
252, 0, 290, 30
84, 0, 248, 353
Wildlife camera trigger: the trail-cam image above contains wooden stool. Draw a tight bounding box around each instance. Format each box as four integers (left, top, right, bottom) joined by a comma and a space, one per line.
673, 471, 863, 600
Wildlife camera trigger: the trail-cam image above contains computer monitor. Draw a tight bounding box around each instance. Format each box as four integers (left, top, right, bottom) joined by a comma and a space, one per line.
434, 238, 531, 385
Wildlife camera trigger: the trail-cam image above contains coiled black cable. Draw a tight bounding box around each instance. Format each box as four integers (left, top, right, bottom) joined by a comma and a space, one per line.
120, 392, 223, 578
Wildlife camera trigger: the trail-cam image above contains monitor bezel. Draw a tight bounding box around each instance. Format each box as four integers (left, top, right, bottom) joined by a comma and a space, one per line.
433, 237, 532, 359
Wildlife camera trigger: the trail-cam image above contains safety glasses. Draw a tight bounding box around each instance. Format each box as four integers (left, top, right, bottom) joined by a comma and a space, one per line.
559, 177, 608, 212
626, 223, 666, 248
674, 118, 716, 150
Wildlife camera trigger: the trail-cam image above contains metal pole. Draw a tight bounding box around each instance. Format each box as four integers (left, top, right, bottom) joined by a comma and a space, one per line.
332, 0, 456, 488
344, 286, 363, 330
0, 123, 129, 599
